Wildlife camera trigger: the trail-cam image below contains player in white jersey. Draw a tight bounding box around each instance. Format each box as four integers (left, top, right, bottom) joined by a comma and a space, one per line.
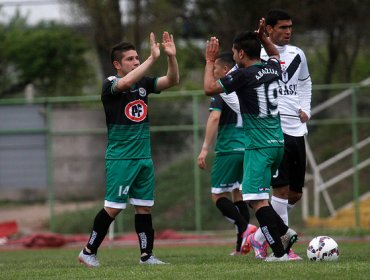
248, 9, 312, 261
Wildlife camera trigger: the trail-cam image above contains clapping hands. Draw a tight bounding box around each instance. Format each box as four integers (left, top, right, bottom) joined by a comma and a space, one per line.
149, 31, 176, 60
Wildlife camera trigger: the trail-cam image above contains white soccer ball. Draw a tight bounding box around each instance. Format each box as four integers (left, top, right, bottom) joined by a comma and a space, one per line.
307, 236, 339, 261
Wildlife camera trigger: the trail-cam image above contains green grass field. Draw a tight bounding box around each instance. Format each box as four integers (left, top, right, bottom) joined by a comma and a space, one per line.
1, 241, 369, 280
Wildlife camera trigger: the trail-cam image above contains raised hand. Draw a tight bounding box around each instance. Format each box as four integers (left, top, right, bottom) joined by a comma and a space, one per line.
150, 32, 161, 60
205, 37, 219, 62
161, 31, 176, 57
256, 17, 268, 41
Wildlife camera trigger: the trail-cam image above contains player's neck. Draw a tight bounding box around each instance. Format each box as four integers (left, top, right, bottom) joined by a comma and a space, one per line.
243, 58, 260, 68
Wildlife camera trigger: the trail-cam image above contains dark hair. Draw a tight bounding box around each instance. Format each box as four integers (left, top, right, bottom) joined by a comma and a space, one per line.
216, 51, 235, 68
111, 42, 136, 64
232, 31, 261, 59
265, 9, 292, 27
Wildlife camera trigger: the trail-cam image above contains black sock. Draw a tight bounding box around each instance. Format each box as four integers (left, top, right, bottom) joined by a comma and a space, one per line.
255, 206, 285, 257
234, 200, 250, 224
135, 214, 154, 261
85, 208, 114, 254
234, 200, 250, 251
216, 197, 247, 235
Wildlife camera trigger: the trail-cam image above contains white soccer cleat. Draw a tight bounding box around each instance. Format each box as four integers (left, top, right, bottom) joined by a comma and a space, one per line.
78, 250, 100, 267
265, 253, 290, 262
139, 255, 168, 265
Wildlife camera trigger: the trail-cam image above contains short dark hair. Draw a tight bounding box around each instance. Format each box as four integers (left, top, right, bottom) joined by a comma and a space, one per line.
232, 31, 261, 59
216, 51, 235, 68
265, 9, 292, 27
111, 42, 136, 64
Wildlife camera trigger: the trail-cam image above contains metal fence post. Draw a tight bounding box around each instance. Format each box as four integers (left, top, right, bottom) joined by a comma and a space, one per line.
351, 87, 360, 228
46, 101, 55, 232
192, 94, 202, 231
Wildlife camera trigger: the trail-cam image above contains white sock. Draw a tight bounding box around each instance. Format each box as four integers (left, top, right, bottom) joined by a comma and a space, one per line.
271, 195, 289, 226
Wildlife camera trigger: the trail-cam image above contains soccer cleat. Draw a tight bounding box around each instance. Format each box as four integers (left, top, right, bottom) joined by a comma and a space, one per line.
139, 255, 168, 265
229, 250, 241, 256
288, 249, 303, 261
78, 250, 100, 267
281, 228, 298, 253
265, 253, 290, 262
240, 224, 258, 255
248, 232, 268, 259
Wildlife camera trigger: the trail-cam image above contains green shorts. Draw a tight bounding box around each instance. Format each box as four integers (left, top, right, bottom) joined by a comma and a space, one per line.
211, 153, 244, 194
242, 147, 284, 201
104, 158, 155, 209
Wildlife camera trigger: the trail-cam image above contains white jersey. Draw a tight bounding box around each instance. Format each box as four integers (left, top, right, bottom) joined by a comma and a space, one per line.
261, 44, 312, 136
220, 65, 243, 127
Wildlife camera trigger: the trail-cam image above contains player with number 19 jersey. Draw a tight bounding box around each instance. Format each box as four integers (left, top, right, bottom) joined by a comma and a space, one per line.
218, 58, 284, 149
101, 76, 160, 160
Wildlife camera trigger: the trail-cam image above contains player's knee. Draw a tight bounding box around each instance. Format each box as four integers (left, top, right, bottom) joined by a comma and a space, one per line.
135, 206, 152, 214
212, 193, 227, 204
289, 192, 302, 204
272, 186, 289, 199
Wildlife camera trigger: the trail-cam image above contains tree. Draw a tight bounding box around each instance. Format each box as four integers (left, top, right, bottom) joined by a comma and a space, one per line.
0, 14, 94, 98
67, 0, 123, 77
304, 0, 369, 83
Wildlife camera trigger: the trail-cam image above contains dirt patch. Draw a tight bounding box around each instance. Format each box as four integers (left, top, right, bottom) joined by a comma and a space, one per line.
0, 201, 99, 234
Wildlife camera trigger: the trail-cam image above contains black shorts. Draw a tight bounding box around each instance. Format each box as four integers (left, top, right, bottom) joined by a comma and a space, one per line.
271, 134, 306, 193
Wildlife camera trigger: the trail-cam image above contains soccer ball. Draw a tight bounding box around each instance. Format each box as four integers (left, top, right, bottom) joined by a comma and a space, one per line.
307, 236, 339, 261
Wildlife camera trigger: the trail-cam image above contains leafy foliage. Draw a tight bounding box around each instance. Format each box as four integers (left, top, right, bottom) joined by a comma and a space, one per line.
0, 15, 96, 97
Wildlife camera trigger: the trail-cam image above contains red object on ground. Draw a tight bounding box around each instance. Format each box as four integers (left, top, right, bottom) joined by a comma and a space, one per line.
22, 233, 66, 248
0, 221, 18, 238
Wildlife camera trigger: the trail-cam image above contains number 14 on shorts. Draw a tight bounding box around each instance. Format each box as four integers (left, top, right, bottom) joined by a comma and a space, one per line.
118, 185, 130, 196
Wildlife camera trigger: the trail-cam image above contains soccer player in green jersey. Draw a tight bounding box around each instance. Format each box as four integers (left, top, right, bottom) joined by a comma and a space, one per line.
203, 19, 298, 261
198, 52, 256, 255
78, 31, 179, 267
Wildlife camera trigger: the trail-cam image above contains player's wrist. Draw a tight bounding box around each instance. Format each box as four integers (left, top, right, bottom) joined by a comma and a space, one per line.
201, 144, 210, 150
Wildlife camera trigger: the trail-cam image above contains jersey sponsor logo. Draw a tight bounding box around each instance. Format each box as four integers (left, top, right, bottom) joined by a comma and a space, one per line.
278, 83, 297, 95
258, 187, 270, 192
125, 99, 148, 122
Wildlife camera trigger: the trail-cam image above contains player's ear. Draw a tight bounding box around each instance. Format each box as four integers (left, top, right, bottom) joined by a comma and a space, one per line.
238, 49, 245, 60
113, 60, 121, 70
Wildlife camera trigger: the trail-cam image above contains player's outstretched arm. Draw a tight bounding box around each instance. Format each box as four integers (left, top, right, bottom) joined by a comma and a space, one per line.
115, 32, 160, 91
256, 18, 279, 60
204, 37, 223, 96
156, 31, 180, 91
